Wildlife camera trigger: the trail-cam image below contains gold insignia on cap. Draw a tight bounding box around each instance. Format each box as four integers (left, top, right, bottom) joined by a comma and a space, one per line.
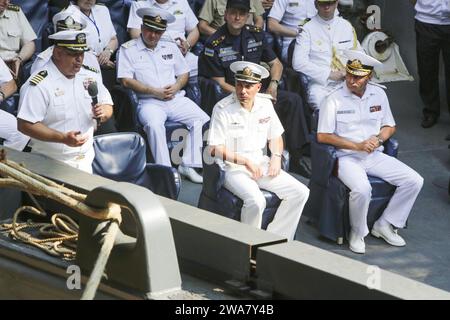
242, 67, 252, 76
154, 15, 162, 23
349, 59, 363, 69
76, 33, 86, 44
65, 16, 74, 26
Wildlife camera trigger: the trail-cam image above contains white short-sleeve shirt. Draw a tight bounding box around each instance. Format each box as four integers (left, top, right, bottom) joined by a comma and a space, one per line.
318, 83, 396, 157
415, 0, 450, 25
117, 37, 189, 99
268, 0, 317, 33
127, 0, 198, 41
75, 4, 117, 54
17, 60, 113, 163
208, 93, 284, 168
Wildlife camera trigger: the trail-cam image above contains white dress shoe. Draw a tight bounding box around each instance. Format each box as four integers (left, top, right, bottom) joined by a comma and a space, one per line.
349, 231, 365, 254
371, 224, 406, 247
178, 165, 203, 184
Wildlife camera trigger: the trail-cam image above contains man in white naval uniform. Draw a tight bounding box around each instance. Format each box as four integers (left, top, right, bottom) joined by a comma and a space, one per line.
17, 30, 113, 173
127, 0, 200, 78
30, 5, 101, 81
118, 7, 209, 183
292, 0, 359, 110
0, 57, 29, 150
208, 61, 309, 240
317, 50, 424, 254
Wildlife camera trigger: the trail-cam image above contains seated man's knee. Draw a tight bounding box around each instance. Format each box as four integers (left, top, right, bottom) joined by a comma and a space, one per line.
350, 182, 372, 201
407, 172, 424, 192
244, 193, 267, 213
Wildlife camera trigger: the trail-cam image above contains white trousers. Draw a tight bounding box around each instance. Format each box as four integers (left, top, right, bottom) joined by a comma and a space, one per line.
224, 168, 309, 240
338, 151, 424, 238
138, 96, 209, 167
0, 109, 29, 151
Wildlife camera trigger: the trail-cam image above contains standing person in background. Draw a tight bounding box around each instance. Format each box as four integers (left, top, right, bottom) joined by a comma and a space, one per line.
0, 58, 29, 151
17, 30, 113, 173
0, 0, 36, 82
198, 0, 265, 37
412, 0, 450, 129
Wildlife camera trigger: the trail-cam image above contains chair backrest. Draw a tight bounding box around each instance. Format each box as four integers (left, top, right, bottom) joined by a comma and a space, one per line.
92, 132, 148, 184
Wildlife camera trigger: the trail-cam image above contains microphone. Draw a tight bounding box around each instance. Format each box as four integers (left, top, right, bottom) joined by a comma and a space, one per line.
87, 82, 100, 126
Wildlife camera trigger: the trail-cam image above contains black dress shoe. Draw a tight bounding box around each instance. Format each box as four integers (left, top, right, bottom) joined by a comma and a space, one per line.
421, 115, 438, 128
445, 133, 450, 141
289, 157, 311, 179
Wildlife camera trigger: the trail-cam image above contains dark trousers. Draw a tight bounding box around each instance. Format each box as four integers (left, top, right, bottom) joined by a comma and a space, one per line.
415, 20, 450, 118
275, 90, 310, 158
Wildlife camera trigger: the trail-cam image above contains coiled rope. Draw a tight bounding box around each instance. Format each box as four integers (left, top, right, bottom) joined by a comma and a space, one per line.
0, 149, 122, 300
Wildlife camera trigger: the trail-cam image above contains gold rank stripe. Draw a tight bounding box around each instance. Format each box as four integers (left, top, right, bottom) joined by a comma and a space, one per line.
143, 18, 165, 28
57, 43, 87, 48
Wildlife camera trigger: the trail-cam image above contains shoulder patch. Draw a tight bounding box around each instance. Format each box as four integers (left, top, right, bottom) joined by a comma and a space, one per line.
246, 25, 262, 33
82, 64, 99, 73
368, 81, 387, 90
7, 4, 20, 12
121, 39, 137, 49
29, 70, 48, 86
211, 35, 225, 47
216, 94, 236, 109
204, 47, 214, 57
298, 18, 311, 27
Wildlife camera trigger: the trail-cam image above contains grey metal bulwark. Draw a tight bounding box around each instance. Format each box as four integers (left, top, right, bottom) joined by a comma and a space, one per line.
1, 148, 181, 298
255, 241, 450, 300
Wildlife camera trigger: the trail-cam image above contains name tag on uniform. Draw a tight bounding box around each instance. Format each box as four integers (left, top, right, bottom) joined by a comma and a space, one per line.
288, 2, 299, 7
219, 47, 238, 57
54, 88, 64, 97
259, 117, 271, 124
338, 40, 351, 44
162, 54, 173, 60
370, 105, 382, 112
229, 122, 244, 129
247, 41, 262, 49
337, 110, 355, 114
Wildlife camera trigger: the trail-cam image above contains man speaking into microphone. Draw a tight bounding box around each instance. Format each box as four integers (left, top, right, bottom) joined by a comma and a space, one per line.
17, 30, 113, 173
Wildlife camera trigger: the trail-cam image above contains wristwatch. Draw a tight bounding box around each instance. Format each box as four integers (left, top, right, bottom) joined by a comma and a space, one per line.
270, 79, 279, 86
105, 48, 114, 54
376, 135, 384, 146
272, 152, 282, 158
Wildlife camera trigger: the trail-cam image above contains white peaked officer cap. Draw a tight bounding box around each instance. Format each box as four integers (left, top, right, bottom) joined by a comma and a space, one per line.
52, 5, 87, 32
49, 30, 90, 52
344, 49, 383, 76
230, 61, 270, 84
137, 7, 175, 31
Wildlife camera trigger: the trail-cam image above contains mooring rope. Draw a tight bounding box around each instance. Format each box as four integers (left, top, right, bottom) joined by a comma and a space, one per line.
0, 149, 122, 300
